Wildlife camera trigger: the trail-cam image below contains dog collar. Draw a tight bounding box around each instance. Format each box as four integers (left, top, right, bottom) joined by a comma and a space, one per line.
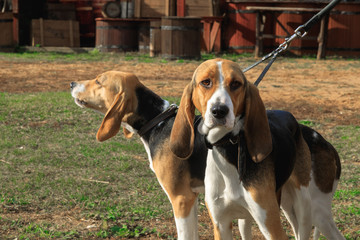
137, 104, 178, 137
204, 133, 238, 150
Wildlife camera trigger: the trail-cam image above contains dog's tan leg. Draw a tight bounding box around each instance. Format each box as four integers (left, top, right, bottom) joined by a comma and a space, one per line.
164, 184, 199, 240
246, 186, 288, 240
153, 150, 199, 240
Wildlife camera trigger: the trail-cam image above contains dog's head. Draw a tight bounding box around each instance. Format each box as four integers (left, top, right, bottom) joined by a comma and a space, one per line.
71, 71, 142, 141
170, 59, 272, 162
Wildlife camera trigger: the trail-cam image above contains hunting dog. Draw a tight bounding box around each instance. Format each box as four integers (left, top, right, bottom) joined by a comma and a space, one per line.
71, 70, 344, 240
71, 71, 208, 239
169, 59, 344, 240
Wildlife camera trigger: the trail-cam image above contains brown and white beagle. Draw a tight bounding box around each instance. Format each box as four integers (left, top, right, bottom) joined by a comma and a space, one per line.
170, 59, 345, 240
70, 71, 208, 239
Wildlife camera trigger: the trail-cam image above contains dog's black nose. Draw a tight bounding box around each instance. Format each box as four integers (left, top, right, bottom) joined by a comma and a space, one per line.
70, 82, 76, 89
211, 104, 229, 119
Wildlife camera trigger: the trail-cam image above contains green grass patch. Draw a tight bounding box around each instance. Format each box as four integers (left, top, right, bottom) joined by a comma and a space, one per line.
0, 50, 259, 65
298, 119, 319, 128
0, 91, 359, 239
0, 91, 175, 239
334, 189, 360, 200
329, 125, 360, 162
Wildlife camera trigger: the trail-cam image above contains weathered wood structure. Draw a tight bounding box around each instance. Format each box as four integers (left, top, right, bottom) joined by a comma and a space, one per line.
1, 0, 359, 58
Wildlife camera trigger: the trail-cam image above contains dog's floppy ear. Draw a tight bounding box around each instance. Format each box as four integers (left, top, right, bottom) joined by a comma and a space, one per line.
97, 92, 128, 142
170, 83, 195, 159
244, 84, 272, 162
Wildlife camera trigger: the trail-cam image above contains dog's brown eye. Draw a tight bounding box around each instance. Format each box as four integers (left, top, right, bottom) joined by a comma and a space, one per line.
95, 80, 101, 86
230, 80, 242, 91
200, 79, 212, 88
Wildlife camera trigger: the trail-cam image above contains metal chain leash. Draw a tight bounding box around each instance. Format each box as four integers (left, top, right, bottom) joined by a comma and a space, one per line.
243, 0, 342, 86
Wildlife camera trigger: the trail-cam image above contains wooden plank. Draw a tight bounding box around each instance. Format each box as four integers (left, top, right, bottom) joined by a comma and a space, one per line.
209, 0, 213, 16
165, 0, 169, 16
45, 3, 76, 20
135, 0, 175, 18
150, 20, 161, 57
209, 21, 220, 51
40, 18, 44, 46
134, 0, 141, 18
168, 0, 176, 16
0, 13, 13, 46
12, 0, 18, 13
254, 12, 262, 57
69, 20, 74, 47
31, 19, 80, 47
186, 0, 214, 17
203, 21, 211, 51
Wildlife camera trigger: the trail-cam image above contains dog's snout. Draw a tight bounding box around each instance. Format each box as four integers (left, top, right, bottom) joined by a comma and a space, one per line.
211, 104, 229, 119
70, 82, 77, 89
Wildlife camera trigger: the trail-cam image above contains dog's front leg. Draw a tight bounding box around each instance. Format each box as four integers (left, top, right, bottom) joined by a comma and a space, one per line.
206, 200, 233, 240
173, 197, 199, 240
244, 187, 288, 240
205, 151, 234, 240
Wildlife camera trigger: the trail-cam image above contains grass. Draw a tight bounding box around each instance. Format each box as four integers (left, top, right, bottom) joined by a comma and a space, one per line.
0, 92, 176, 239
0, 49, 257, 65
0, 51, 359, 238
0, 91, 359, 239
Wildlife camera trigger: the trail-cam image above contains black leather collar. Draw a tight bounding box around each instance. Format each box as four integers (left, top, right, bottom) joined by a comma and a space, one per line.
204, 132, 239, 150
204, 115, 244, 149
137, 104, 178, 137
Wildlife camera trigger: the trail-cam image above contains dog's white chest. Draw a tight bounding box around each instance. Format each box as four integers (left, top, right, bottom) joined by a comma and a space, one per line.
205, 149, 249, 217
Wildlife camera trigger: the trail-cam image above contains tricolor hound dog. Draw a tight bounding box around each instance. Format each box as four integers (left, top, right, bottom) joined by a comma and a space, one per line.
71, 70, 344, 240
71, 71, 208, 239
169, 59, 345, 240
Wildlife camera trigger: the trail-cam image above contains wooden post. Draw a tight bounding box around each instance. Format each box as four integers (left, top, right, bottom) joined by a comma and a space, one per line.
150, 20, 161, 57
254, 12, 262, 58
134, 0, 141, 18
203, 21, 210, 52
317, 14, 329, 60
69, 20, 74, 47
209, 0, 213, 16
39, 18, 44, 46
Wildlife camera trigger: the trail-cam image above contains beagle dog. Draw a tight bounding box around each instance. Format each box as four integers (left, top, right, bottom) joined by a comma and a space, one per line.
70, 71, 208, 240
170, 59, 345, 240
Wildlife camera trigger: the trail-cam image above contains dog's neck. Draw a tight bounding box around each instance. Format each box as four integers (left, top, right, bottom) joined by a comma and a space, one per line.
124, 86, 170, 137
202, 116, 249, 181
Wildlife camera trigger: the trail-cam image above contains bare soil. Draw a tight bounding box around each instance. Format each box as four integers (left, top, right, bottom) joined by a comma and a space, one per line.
1, 58, 359, 127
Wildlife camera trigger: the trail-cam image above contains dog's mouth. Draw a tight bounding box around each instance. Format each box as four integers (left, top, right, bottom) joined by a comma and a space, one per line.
199, 115, 243, 144
74, 98, 87, 108
203, 115, 234, 131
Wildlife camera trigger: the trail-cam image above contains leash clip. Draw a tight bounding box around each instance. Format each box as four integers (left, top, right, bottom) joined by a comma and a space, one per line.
294, 25, 308, 38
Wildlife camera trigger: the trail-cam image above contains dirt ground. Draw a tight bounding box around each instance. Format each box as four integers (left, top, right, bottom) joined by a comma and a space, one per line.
1, 57, 359, 239
1, 58, 359, 127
